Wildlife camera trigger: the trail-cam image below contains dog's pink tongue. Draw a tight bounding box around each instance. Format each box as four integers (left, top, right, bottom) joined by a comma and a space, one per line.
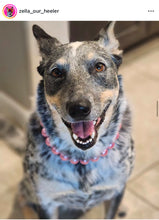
71, 121, 94, 139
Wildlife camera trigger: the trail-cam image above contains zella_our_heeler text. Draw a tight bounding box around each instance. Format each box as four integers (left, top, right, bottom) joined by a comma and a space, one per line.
16, 21, 135, 219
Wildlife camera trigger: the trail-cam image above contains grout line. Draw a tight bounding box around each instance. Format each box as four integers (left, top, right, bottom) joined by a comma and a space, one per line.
127, 187, 159, 211
157, 100, 159, 117
129, 160, 159, 183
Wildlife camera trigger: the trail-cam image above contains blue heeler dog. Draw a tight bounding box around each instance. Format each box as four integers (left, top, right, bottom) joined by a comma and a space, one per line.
6, 7, 13, 17
16, 21, 135, 218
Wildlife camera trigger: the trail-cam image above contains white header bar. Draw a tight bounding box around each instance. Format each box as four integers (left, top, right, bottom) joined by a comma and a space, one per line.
0, 0, 159, 20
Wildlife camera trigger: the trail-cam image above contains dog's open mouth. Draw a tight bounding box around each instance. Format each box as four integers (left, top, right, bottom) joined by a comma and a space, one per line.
62, 100, 111, 150
63, 118, 100, 150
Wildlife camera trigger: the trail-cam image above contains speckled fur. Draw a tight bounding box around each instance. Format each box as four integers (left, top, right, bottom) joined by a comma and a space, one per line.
19, 22, 135, 219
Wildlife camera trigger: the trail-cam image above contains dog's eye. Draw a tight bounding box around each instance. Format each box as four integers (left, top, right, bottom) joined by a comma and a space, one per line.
51, 68, 63, 78
95, 63, 106, 72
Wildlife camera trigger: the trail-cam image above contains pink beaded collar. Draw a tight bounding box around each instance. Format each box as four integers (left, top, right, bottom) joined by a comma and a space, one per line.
40, 122, 121, 165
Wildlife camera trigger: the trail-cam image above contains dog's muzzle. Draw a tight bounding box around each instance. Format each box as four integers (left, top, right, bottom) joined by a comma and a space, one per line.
63, 99, 112, 150
66, 99, 91, 120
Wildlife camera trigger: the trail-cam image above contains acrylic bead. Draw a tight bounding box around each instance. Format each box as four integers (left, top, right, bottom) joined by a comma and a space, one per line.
80, 160, 89, 165
91, 157, 99, 162
60, 154, 69, 161
41, 128, 48, 137
52, 147, 60, 155
45, 137, 51, 147
108, 142, 115, 149
101, 149, 108, 157
70, 159, 79, 164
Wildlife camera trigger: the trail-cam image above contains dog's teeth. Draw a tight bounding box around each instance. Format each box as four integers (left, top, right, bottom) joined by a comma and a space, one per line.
73, 133, 78, 140
76, 138, 94, 145
91, 131, 95, 139
80, 141, 88, 145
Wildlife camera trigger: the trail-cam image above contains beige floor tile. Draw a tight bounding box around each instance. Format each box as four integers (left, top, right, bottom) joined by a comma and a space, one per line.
119, 38, 159, 179
118, 189, 159, 219
0, 140, 23, 193
128, 163, 159, 210
0, 140, 22, 172
81, 203, 105, 219
0, 139, 23, 218
0, 185, 18, 219
81, 188, 159, 219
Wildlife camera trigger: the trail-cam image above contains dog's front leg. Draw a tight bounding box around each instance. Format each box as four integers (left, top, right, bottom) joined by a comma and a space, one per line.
13, 194, 58, 219
104, 187, 125, 219
39, 201, 59, 219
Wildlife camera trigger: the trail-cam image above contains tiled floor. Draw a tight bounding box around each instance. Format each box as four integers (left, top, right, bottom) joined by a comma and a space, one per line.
0, 140, 23, 219
0, 37, 159, 219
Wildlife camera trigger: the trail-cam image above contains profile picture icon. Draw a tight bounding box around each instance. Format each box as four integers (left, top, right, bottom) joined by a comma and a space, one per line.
2, 4, 17, 19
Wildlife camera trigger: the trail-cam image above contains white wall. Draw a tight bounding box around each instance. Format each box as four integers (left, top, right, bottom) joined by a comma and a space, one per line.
0, 21, 69, 127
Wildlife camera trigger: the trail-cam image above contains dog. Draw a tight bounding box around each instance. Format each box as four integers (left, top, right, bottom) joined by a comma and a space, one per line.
6, 7, 13, 17
16, 21, 134, 219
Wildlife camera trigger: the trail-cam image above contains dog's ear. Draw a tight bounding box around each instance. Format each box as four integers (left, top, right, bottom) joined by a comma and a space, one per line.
32, 25, 61, 58
96, 21, 122, 56
96, 21, 122, 68
111, 54, 122, 68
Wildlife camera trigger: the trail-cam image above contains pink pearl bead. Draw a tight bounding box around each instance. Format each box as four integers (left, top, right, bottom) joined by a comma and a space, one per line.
91, 156, 99, 162
41, 128, 48, 137
80, 160, 89, 165
60, 154, 69, 161
70, 159, 79, 164
115, 132, 119, 140
108, 142, 115, 149
52, 147, 60, 155
45, 137, 51, 147
101, 149, 108, 157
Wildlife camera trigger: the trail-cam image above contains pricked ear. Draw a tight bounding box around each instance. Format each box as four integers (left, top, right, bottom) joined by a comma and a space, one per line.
111, 54, 122, 68
97, 21, 122, 56
32, 25, 61, 58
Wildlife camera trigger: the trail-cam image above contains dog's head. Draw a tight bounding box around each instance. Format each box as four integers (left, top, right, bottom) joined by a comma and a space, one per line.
33, 22, 122, 151
6, 7, 13, 17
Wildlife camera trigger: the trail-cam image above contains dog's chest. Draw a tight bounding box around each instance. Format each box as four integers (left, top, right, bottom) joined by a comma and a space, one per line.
36, 157, 125, 210
53, 186, 114, 210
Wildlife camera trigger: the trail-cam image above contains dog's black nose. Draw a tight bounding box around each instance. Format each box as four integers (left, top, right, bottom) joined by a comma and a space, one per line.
66, 99, 91, 119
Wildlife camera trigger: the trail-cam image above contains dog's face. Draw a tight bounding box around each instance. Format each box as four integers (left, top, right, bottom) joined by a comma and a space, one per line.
33, 22, 122, 151
6, 7, 13, 17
